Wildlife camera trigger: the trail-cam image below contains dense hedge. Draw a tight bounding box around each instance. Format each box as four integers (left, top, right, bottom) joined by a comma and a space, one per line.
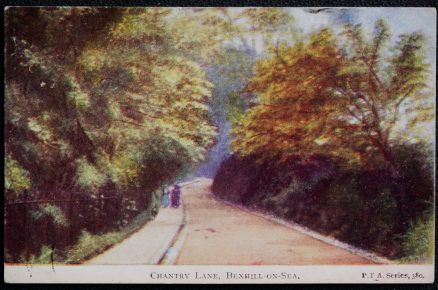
212, 145, 433, 260
4, 187, 160, 263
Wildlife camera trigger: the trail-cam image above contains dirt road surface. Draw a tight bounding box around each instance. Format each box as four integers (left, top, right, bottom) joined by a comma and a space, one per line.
175, 178, 375, 265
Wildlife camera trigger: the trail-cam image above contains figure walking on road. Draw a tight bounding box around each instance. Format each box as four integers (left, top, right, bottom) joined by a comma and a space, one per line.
162, 186, 170, 208
171, 184, 181, 208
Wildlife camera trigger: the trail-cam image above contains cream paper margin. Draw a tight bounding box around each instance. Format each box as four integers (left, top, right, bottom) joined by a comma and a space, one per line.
4, 264, 435, 284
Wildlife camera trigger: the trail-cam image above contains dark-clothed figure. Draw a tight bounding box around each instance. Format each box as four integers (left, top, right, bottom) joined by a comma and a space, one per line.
171, 184, 181, 208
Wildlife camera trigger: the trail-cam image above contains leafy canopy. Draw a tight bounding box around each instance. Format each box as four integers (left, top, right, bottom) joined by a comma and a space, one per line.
232, 20, 432, 170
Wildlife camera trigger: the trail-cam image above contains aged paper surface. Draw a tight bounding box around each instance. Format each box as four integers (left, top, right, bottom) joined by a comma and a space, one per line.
4, 7, 435, 284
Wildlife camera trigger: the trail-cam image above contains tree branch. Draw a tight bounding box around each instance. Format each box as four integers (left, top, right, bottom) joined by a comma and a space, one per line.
274, 42, 289, 67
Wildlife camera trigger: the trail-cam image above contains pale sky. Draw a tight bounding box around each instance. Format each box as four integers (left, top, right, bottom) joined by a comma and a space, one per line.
287, 8, 436, 67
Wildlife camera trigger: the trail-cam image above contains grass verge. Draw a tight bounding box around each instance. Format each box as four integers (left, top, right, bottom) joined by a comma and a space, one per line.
25, 211, 156, 264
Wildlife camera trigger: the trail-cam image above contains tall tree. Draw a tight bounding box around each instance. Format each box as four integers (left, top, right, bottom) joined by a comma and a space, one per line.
5, 7, 123, 191
231, 29, 345, 161
232, 20, 432, 171
5, 7, 218, 194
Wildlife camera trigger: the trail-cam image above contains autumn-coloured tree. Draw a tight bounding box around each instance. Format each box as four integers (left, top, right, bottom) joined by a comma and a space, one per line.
232, 20, 432, 173
231, 29, 345, 160
231, 20, 433, 227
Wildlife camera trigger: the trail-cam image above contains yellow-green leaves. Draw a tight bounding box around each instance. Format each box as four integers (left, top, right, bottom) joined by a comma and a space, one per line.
70, 9, 220, 191
75, 157, 107, 191
67, 80, 90, 109
27, 118, 53, 143
232, 29, 344, 160
30, 204, 68, 227
5, 155, 30, 193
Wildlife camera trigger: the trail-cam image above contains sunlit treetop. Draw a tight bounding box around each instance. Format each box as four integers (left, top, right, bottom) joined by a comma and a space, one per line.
232, 20, 433, 172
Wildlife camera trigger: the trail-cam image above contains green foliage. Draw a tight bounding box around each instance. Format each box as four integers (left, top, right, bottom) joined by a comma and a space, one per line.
140, 136, 192, 191
227, 92, 247, 124
213, 142, 434, 259
324, 174, 399, 252
21, 208, 154, 264
30, 204, 68, 227
110, 147, 145, 188
401, 208, 434, 263
66, 211, 151, 263
5, 7, 434, 265
3, 7, 299, 196
75, 157, 107, 191
5, 155, 30, 193
206, 48, 255, 125
67, 80, 90, 109
24, 245, 53, 264
65, 230, 121, 263
5, 7, 219, 194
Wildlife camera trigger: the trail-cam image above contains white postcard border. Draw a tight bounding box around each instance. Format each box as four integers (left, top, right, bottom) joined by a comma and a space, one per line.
4, 264, 435, 284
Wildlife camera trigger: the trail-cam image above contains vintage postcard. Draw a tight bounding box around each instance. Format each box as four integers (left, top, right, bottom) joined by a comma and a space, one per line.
4, 7, 436, 284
